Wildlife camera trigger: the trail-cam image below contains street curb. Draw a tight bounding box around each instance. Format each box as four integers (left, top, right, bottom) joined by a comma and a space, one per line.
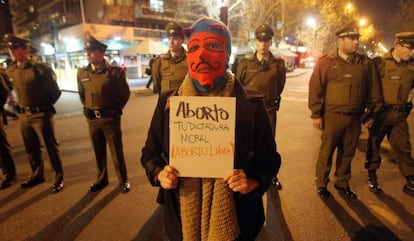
286, 69, 311, 78
132, 88, 156, 96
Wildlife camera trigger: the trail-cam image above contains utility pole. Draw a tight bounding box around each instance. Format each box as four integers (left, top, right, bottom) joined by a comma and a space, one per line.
280, 0, 286, 37
220, 6, 228, 26
80, 0, 85, 24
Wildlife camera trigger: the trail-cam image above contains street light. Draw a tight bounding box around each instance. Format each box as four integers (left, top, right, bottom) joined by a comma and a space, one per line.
359, 18, 367, 27
345, 3, 354, 13
306, 17, 316, 30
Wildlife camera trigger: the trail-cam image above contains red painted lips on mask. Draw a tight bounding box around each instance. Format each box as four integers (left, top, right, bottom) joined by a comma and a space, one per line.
187, 31, 228, 90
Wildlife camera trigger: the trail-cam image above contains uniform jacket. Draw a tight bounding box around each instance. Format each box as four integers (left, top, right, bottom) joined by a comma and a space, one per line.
6, 62, 61, 110
151, 48, 187, 93
77, 61, 130, 113
373, 50, 414, 105
308, 50, 383, 119
141, 79, 280, 240
236, 51, 286, 108
0, 68, 11, 107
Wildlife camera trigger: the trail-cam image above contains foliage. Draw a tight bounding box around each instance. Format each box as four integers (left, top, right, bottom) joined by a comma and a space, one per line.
295, 0, 356, 56
173, 0, 364, 56
174, 0, 283, 51
390, 0, 414, 32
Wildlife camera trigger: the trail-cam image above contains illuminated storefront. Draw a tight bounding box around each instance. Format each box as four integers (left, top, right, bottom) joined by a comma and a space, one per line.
36, 23, 165, 91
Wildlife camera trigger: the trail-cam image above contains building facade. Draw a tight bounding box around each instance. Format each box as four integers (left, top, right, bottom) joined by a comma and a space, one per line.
8, 0, 201, 90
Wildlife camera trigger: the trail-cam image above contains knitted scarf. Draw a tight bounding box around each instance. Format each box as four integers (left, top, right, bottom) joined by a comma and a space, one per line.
177, 70, 240, 241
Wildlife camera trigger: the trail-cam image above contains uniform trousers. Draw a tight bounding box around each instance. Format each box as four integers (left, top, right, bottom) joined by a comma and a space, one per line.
366, 111, 414, 177
316, 112, 361, 188
0, 120, 16, 180
266, 106, 277, 138
87, 115, 128, 184
19, 112, 63, 181
266, 106, 279, 162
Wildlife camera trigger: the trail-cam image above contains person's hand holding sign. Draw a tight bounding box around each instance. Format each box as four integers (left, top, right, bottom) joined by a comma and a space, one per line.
157, 165, 180, 189
225, 169, 259, 194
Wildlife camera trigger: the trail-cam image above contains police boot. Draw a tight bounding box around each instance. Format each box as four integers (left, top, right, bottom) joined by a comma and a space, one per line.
272, 176, 282, 190
404, 176, 414, 193
367, 170, 381, 193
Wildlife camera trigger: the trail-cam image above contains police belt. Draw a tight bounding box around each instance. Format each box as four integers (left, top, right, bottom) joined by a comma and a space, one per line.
17, 105, 46, 114
332, 111, 362, 116
85, 109, 118, 119
384, 104, 407, 113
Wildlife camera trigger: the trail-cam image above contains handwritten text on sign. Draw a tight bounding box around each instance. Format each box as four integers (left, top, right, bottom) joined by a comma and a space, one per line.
169, 96, 235, 178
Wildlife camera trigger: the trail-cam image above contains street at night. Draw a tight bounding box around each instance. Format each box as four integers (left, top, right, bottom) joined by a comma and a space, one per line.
1, 71, 413, 241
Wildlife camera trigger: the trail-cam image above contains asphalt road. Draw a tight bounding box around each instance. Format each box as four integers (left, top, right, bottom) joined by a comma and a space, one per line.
1, 69, 413, 241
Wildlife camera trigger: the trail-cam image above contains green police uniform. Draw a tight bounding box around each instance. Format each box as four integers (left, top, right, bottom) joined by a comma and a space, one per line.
236, 23, 286, 189
0, 67, 16, 189
365, 32, 414, 193
236, 53, 286, 135
6, 56, 63, 191
152, 21, 188, 93
236, 24, 286, 136
77, 34, 131, 192
309, 22, 382, 196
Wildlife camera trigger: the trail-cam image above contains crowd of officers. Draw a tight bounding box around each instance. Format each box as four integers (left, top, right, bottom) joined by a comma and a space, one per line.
309, 21, 414, 199
1, 20, 414, 203
0, 33, 131, 194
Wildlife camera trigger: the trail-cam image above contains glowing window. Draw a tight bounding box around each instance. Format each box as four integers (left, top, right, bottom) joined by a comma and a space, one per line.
150, 0, 164, 13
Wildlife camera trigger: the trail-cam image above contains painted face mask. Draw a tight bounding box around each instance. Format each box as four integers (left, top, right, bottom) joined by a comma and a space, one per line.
184, 18, 232, 93
187, 31, 228, 92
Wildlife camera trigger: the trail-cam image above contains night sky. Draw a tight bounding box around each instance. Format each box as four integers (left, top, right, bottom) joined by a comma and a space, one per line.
355, 0, 399, 47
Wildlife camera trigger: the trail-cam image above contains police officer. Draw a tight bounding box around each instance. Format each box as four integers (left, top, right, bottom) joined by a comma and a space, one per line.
236, 23, 286, 189
365, 32, 414, 193
77, 34, 131, 193
152, 21, 187, 93
0, 66, 16, 189
145, 54, 157, 89
4, 34, 64, 193
308, 21, 382, 199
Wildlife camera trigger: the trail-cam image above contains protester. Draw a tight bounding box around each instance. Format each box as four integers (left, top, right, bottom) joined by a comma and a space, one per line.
141, 17, 280, 240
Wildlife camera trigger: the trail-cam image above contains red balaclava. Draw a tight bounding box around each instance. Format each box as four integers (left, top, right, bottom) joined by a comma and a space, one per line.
183, 18, 232, 93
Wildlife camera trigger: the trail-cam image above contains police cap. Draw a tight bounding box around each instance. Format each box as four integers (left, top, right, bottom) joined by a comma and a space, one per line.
255, 24, 274, 41
3, 33, 29, 49
395, 32, 414, 48
335, 21, 360, 38
166, 21, 184, 37
84, 34, 107, 51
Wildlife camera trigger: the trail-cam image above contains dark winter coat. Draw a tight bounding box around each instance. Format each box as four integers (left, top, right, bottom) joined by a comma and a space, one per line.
141, 79, 280, 241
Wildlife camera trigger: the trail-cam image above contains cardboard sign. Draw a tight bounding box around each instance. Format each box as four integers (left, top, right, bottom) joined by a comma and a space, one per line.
169, 96, 236, 178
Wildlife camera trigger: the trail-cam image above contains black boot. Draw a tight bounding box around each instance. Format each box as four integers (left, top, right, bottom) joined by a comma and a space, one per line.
272, 176, 282, 190
367, 170, 381, 193
404, 176, 414, 192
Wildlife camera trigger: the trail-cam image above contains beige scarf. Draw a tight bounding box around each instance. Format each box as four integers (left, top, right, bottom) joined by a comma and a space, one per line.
177, 71, 240, 241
